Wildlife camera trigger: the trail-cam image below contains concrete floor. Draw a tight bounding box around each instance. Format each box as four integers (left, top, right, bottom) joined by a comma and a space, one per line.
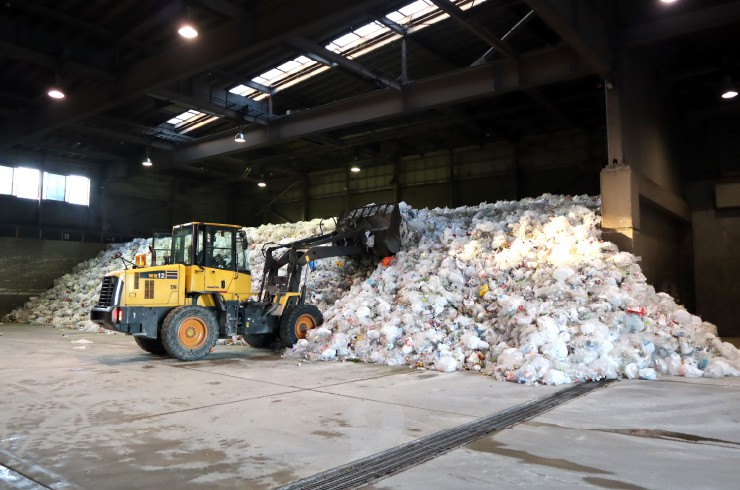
1, 324, 739, 490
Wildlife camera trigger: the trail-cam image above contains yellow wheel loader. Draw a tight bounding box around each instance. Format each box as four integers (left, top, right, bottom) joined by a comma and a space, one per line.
90, 204, 401, 361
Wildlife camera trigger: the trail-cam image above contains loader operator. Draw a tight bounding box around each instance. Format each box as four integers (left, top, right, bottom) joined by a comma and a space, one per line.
196, 228, 233, 269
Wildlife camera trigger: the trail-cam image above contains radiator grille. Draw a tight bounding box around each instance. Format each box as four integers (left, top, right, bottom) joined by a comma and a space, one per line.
96, 276, 117, 307
145, 280, 154, 299
134, 272, 140, 290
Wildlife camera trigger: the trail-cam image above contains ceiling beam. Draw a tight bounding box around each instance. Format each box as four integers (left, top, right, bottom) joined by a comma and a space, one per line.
196, 0, 250, 20
69, 123, 175, 150
428, 0, 519, 60
621, 1, 740, 46
0, 0, 393, 148
0, 39, 112, 82
151, 77, 271, 121
376, 15, 460, 69
9, 0, 115, 41
19, 140, 125, 163
95, 116, 194, 143
471, 10, 535, 66
149, 88, 268, 126
524, 0, 612, 76
163, 44, 592, 166
288, 37, 403, 90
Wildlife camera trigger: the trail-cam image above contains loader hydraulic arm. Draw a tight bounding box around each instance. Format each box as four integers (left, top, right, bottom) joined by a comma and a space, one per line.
258, 203, 401, 305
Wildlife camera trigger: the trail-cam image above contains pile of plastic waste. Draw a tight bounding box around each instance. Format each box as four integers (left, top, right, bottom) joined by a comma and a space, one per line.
286, 195, 740, 384
5, 195, 739, 384
4, 239, 151, 331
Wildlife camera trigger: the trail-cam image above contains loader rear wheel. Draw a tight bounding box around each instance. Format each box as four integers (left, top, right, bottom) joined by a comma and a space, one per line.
279, 305, 323, 347
134, 336, 167, 355
161, 306, 218, 361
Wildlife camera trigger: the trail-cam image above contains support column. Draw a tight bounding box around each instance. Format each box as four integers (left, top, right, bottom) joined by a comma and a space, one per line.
600, 165, 639, 253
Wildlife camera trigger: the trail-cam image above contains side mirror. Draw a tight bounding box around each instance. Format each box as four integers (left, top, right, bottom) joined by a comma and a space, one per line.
240, 230, 248, 251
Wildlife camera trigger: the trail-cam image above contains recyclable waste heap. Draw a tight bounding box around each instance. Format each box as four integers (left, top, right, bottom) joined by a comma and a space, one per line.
5, 194, 740, 384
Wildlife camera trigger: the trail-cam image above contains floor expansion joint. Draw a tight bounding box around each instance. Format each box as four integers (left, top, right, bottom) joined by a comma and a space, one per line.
277, 379, 615, 490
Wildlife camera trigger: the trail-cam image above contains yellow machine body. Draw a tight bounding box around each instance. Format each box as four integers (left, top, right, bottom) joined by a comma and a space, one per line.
110, 263, 253, 309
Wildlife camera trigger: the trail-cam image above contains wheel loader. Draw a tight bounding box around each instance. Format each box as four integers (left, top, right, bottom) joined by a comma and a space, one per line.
90, 203, 401, 361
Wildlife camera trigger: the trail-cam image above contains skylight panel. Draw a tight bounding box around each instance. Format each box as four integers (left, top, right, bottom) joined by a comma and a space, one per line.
166, 109, 219, 132
326, 21, 392, 55
259, 68, 283, 82
386, 11, 405, 23
167, 109, 202, 125
229, 84, 260, 98
399, 0, 430, 16
277, 60, 301, 72
333, 32, 359, 47
234, 0, 487, 101
386, 0, 438, 26
354, 21, 385, 38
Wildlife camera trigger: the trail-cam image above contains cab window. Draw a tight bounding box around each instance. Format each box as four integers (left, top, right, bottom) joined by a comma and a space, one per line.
198, 226, 234, 270
171, 226, 194, 265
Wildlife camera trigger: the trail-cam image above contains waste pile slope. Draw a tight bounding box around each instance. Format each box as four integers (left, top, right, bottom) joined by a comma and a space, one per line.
286, 195, 740, 384
4, 239, 151, 331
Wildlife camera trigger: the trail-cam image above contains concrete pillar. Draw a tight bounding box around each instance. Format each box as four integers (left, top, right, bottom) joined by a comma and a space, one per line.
600, 165, 639, 253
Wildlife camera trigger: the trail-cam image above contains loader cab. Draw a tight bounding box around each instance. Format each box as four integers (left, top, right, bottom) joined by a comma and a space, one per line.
170, 222, 249, 273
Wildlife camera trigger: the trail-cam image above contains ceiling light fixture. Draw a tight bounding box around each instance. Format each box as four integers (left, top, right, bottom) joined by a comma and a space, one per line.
721, 76, 738, 99
257, 181, 267, 187
350, 165, 361, 173
659, 0, 678, 4
178, 4, 198, 39
47, 87, 65, 99
234, 129, 245, 143
178, 23, 198, 38
48, 72, 65, 99
142, 149, 153, 167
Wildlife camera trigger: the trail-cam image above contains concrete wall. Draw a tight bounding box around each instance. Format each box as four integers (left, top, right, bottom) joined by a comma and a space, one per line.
0, 237, 105, 316
686, 182, 740, 337
620, 52, 680, 195
102, 176, 233, 236
265, 129, 605, 221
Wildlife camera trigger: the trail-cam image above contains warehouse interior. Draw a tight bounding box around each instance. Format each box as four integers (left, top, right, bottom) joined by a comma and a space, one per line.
1, 1, 740, 488
1, 0, 739, 336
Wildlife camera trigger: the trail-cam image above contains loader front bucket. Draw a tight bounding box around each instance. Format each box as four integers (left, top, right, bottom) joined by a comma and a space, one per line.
335, 203, 402, 257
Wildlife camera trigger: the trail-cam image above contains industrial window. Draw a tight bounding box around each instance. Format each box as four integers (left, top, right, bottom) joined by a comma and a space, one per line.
65, 175, 90, 206
0, 166, 12, 194
41, 172, 90, 205
1, 167, 89, 205
42, 172, 66, 201
12, 167, 40, 200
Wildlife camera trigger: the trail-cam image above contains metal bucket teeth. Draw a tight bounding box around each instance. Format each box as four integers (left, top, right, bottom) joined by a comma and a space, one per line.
336, 203, 401, 257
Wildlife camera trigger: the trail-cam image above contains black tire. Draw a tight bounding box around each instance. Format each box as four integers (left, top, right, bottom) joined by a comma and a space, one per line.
279, 304, 323, 347
244, 334, 279, 349
161, 306, 219, 361
134, 336, 167, 355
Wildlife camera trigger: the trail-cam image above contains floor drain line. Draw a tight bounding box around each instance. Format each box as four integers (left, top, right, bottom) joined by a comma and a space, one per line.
277, 379, 615, 490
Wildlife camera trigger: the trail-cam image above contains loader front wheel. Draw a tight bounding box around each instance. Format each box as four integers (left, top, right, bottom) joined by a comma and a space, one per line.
134, 336, 167, 355
244, 333, 279, 349
279, 305, 323, 347
161, 306, 218, 361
